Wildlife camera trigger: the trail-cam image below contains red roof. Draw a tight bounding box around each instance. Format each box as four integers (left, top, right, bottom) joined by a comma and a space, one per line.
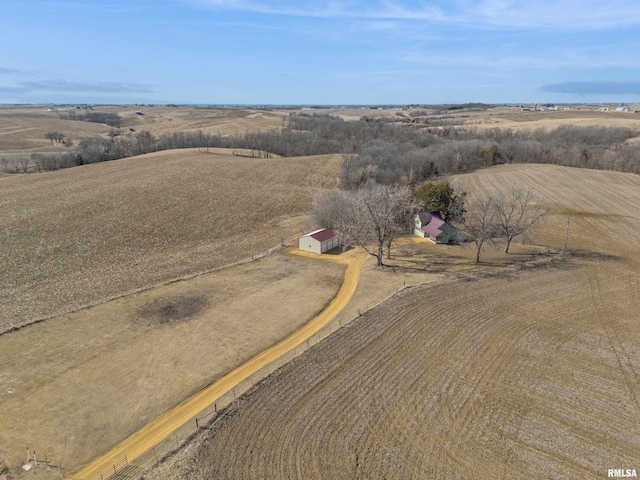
422, 224, 443, 236
302, 228, 337, 242
417, 212, 446, 237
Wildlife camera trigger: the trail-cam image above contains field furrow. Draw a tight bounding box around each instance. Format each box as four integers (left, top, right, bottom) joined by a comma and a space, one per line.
146, 164, 640, 479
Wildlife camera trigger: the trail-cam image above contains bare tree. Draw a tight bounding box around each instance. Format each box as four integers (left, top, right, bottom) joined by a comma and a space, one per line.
31, 153, 44, 172
462, 194, 501, 263
310, 189, 356, 233
16, 156, 30, 173
354, 185, 417, 265
44, 131, 65, 144
311, 185, 416, 266
495, 188, 549, 253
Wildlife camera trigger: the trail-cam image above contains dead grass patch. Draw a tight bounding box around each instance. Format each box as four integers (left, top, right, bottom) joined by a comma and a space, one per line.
135, 295, 209, 328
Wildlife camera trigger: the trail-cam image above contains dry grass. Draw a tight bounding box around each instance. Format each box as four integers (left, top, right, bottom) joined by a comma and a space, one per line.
114, 106, 287, 137
0, 148, 342, 331
146, 164, 640, 479
461, 108, 640, 131
3, 107, 640, 479
0, 107, 106, 152
0, 106, 287, 155
0, 251, 346, 476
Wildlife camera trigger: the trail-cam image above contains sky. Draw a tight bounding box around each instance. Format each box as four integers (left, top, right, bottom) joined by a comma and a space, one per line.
1, 0, 640, 105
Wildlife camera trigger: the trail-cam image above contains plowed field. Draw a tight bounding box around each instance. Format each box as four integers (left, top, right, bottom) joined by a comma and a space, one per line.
0, 149, 341, 331
147, 164, 640, 479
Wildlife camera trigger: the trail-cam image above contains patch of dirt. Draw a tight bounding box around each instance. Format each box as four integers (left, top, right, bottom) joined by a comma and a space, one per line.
135, 295, 208, 328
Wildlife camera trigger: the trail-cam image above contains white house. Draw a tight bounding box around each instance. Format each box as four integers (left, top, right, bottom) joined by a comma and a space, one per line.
299, 228, 339, 254
414, 212, 462, 244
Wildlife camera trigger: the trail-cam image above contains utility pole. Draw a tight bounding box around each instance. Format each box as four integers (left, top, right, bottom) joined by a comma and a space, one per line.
563, 217, 570, 254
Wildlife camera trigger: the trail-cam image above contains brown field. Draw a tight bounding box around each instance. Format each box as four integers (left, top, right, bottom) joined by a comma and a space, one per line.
0, 106, 286, 154
466, 109, 640, 131
0, 145, 346, 478
0, 250, 346, 477
3, 105, 638, 162
112, 106, 287, 137
145, 164, 640, 479
0, 108, 105, 152
0, 148, 341, 332
3, 107, 640, 480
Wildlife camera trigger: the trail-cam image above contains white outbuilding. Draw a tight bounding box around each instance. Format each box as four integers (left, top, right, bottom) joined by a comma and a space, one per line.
298, 228, 339, 254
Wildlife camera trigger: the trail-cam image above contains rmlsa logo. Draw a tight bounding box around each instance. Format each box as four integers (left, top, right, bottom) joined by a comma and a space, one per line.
608, 469, 637, 478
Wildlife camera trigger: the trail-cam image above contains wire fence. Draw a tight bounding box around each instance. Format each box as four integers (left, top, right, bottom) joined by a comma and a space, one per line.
59, 244, 410, 478
92, 456, 127, 480
132, 280, 411, 475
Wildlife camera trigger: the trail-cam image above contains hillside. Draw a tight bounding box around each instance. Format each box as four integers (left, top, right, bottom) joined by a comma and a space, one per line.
0, 149, 342, 331
0, 106, 286, 154
145, 164, 640, 479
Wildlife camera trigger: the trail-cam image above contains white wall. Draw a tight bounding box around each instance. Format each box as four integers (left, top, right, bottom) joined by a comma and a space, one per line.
299, 236, 322, 254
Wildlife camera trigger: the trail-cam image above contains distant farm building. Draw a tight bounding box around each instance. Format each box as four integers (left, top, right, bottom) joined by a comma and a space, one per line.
299, 228, 339, 254
414, 212, 461, 244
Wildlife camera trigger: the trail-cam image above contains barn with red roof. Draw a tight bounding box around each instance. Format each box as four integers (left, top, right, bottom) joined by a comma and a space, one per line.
298, 228, 339, 254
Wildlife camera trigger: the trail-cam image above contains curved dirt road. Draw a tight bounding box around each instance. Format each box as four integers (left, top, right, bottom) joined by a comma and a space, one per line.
71, 248, 368, 480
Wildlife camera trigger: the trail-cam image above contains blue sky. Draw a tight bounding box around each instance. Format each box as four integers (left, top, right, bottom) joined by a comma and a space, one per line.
1, 0, 640, 104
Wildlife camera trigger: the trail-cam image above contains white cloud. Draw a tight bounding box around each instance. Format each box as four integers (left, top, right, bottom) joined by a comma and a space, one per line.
19, 80, 154, 93
188, 0, 640, 29
402, 50, 640, 70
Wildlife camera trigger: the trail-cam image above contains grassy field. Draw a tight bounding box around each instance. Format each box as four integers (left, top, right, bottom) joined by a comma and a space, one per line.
145, 164, 640, 479
0, 145, 345, 478
0, 148, 342, 332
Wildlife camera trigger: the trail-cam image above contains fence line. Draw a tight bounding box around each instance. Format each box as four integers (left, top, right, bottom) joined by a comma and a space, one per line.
92, 455, 127, 480
72, 246, 413, 477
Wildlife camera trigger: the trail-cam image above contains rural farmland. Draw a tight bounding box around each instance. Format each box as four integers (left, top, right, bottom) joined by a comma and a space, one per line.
1, 106, 639, 480
145, 164, 640, 479
0, 147, 342, 332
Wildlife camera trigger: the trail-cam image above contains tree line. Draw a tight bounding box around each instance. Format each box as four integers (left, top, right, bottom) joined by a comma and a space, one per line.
60, 110, 122, 127
3, 112, 638, 177
71, 115, 640, 175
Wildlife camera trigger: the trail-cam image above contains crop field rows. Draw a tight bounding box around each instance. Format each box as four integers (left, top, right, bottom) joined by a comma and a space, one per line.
148, 260, 639, 479
146, 164, 640, 479
0, 149, 341, 331
0, 109, 107, 152
2, 107, 640, 479
114, 107, 286, 138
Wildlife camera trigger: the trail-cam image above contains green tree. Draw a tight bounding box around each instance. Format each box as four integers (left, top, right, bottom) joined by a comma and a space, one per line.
415, 181, 466, 223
